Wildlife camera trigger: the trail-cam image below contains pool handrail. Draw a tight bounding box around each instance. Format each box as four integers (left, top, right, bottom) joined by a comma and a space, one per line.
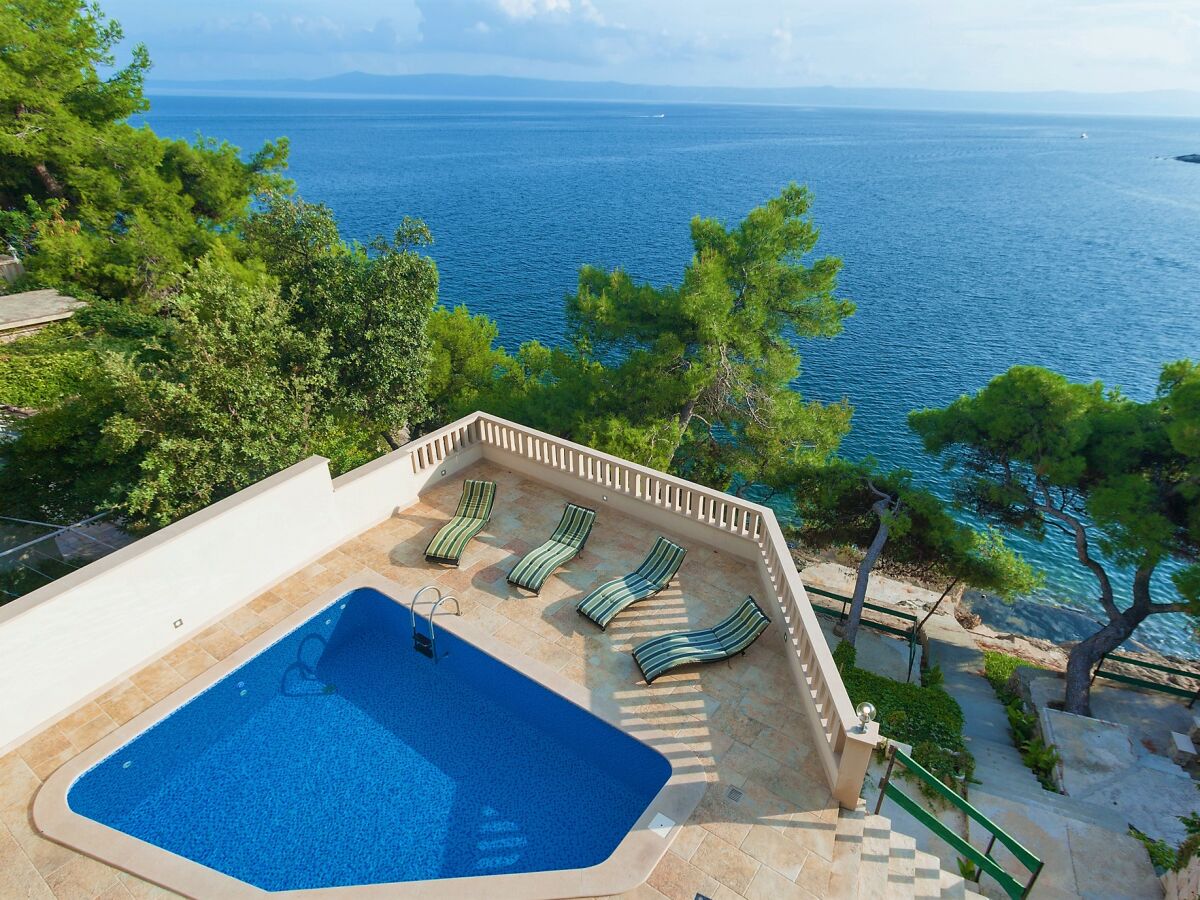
427, 595, 461, 661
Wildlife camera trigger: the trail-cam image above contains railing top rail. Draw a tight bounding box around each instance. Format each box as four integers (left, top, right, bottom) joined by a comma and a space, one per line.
891, 747, 1042, 876
472, 413, 776, 520
1101, 652, 1200, 680
757, 515, 859, 730
332, 414, 483, 489
880, 783, 1029, 900
803, 585, 920, 624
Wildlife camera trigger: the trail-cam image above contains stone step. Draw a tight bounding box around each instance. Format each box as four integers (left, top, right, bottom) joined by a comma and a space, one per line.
913, 848, 947, 899
833, 803, 991, 899
830, 802, 866, 898
886, 828, 918, 899
859, 813, 893, 900
835, 806, 993, 897
969, 783, 1130, 836
937, 867, 972, 899
966, 736, 1045, 792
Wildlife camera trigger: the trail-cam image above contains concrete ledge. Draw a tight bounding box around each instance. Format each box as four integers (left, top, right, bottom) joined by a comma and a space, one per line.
0, 288, 85, 334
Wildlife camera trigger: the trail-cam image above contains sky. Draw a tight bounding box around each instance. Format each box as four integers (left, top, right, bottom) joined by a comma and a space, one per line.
102, 0, 1200, 94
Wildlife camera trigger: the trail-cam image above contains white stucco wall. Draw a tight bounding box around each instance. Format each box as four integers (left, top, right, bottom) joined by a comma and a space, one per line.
0, 417, 476, 753
0, 458, 344, 752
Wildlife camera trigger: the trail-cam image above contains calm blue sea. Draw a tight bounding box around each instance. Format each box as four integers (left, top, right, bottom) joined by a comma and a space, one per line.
140, 96, 1200, 654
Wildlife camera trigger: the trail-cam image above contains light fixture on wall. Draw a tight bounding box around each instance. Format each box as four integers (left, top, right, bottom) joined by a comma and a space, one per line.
856, 702, 876, 732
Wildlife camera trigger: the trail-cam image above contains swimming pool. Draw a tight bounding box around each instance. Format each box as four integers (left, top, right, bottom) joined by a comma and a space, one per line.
36, 579, 703, 897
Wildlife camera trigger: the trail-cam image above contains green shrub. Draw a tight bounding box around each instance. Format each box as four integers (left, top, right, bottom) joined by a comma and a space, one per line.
74, 299, 171, 342
1179, 833, 1200, 870
0, 316, 148, 410
1020, 737, 1061, 790
1130, 826, 1178, 873
915, 739, 975, 786
957, 856, 980, 881
841, 656, 972, 794
833, 640, 857, 675
0, 341, 96, 409
1006, 699, 1038, 745
881, 709, 908, 735
921, 663, 944, 689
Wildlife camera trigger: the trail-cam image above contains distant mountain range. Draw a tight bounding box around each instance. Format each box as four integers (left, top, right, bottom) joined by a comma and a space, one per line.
149, 72, 1200, 118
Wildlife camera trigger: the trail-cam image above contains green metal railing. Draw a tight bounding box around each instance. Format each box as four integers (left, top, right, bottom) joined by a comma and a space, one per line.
1091, 652, 1200, 707
806, 584, 920, 681
875, 745, 1043, 899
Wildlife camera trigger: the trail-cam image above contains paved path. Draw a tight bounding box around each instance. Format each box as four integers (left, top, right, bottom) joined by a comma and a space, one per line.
923, 614, 1161, 899
799, 561, 1163, 897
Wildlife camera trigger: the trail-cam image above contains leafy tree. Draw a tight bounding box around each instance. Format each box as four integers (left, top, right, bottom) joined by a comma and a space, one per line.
910, 364, 1200, 716
0, 260, 376, 529
563, 183, 854, 483
0, 0, 288, 300
245, 194, 438, 447
791, 458, 1039, 650
422, 304, 519, 429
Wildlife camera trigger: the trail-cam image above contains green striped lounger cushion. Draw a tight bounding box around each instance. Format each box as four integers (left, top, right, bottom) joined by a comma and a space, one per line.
424, 479, 497, 565
577, 536, 686, 630
507, 503, 597, 593
633, 596, 771, 683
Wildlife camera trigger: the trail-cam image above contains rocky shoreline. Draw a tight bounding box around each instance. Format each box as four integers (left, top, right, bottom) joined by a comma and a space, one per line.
792, 546, 1199, 689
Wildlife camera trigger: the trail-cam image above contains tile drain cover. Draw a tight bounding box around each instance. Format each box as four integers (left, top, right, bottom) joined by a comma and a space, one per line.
648, 812, 675, 838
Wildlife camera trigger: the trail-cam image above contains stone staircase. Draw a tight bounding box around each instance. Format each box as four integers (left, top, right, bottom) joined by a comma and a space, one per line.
831, 802, 988, 899
968, 733, 1130, 834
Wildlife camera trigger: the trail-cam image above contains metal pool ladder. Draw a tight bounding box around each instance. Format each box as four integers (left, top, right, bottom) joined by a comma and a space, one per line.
409, 584, 461, 662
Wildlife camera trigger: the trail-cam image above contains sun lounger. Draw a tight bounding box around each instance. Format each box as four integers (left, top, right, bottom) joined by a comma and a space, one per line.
507, 502, 596, 594
424, 479, 496, 566
577, 536, 686, 630
633, 596, 771, 683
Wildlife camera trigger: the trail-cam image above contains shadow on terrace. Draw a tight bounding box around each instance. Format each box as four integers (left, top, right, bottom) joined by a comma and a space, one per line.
354, 461, 843, 897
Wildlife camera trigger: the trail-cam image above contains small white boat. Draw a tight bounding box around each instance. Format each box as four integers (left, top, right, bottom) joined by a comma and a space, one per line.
1080, 132, 1088, 139
652, 114, 666, 119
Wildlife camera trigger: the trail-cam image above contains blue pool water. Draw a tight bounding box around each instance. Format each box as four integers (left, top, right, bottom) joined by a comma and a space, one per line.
137, 96, 1200, 654
68, 587, 670, 891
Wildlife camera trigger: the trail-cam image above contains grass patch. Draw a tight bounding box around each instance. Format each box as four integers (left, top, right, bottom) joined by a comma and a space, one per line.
983, 649, 1045, 705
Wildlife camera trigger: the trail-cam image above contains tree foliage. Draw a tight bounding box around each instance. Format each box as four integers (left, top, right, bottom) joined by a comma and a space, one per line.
791, 458, 1038, 646
0, 0, 289, 300
446, 183, 855, 481
0, 261, 386, 529
910, 363, 1200, 715
246, 195, 438, 445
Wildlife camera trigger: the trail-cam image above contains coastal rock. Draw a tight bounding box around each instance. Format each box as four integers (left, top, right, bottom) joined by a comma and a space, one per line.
1176, 154, 1200, 164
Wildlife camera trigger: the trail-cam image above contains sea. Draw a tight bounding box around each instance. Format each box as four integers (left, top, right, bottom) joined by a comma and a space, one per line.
139, 95, 1200, 656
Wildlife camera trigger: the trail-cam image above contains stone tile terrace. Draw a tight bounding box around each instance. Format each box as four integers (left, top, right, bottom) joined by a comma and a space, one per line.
0, 460, 846, 900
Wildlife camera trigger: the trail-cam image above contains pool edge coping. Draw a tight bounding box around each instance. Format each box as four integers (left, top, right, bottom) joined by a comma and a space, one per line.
32, 568, 709, 900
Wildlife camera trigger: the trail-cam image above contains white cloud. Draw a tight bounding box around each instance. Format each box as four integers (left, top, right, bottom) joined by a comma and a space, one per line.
107, 0, 1200, 92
